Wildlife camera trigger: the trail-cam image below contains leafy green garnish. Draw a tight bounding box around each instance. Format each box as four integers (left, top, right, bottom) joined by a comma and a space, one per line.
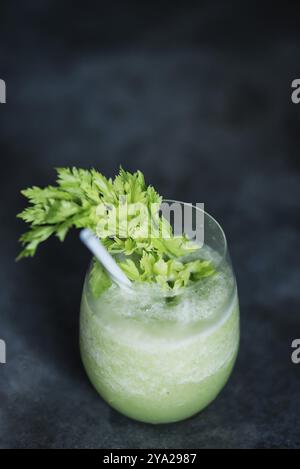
119, 253, 215, 292
89, 259, 112, 298
17, 167, 215, 295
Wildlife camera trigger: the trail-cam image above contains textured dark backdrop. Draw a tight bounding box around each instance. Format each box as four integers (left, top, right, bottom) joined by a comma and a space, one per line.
0, 0, 300, 449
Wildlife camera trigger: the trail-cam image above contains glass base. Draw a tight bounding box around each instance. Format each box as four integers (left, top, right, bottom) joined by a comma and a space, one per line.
80, 340, 238, 424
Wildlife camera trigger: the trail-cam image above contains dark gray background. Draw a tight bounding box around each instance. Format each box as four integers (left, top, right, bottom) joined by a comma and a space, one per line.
0, 0, 300, 449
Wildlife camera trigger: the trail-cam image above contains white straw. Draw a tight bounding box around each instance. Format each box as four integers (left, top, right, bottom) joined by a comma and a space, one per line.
79, 229, 132, 291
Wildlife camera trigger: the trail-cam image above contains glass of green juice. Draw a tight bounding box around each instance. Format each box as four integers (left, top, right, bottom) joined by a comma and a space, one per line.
80, 202, 240, 424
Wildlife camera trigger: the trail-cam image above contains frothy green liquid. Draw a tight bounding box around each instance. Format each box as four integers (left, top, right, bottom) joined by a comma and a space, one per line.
80, 251, 239, 424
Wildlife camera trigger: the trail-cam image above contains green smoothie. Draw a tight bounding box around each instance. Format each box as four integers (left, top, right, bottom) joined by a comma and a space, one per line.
80, 248, 239, 424
17, 167, 240, 424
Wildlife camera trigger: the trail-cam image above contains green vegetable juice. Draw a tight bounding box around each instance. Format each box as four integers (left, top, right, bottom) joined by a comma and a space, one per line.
17, 167, 240, 424
80, 247, 239, 424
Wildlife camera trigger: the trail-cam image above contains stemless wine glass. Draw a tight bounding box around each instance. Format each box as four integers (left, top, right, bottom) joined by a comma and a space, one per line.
80, 202, 240, 424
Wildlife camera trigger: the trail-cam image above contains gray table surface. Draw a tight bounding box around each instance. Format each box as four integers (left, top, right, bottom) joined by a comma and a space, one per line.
0, 0, 300, 449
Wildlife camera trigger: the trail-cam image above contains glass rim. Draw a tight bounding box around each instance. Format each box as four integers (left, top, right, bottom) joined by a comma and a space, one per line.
162, 199, 228, 262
